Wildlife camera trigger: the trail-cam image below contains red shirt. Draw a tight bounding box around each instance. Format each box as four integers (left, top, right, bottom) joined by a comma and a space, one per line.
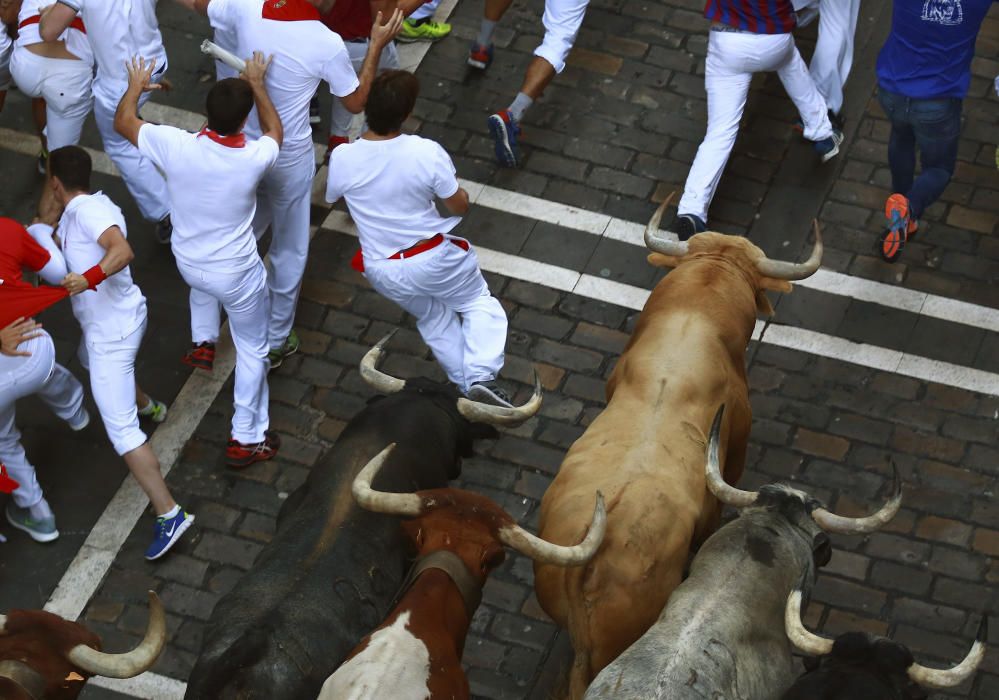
321, 0, 371, 41
0, 217, 50, 283
703, 0, 797, 34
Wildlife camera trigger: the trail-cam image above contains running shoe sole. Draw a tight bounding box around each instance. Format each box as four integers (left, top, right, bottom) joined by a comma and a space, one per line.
68, 409, 90, 432
145, 514, 194, 561
880, 194, 912, 263
488, 114, 518, 168
6, 509, 59, 543
182, 353, 214, 371
467, 57, 490, 69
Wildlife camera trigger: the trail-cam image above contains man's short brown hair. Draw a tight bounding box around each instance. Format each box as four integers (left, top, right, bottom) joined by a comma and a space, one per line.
49, 146, 92, 193
206, 78, 254, 135
365, 70, 419, 136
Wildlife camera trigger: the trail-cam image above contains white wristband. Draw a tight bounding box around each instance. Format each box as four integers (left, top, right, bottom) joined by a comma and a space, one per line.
201, 40, 247, 74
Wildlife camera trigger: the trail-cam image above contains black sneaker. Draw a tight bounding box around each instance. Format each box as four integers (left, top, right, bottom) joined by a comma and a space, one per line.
671, 213, 706, 242
155, 215, 173, 245
827, 109, 845, 131
466, 381, 515, 408
814, 129, 844, 163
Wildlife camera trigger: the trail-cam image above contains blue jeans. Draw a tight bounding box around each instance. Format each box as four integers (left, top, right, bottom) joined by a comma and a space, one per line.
877, 88, 962, 219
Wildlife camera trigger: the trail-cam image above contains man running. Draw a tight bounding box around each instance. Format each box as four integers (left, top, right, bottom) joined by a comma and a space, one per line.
50, 145, 193, 560
115, 53, 284, 468
792, 0, 861, 127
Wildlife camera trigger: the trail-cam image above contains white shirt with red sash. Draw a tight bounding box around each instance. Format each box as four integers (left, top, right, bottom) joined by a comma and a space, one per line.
136, 123, 279, 272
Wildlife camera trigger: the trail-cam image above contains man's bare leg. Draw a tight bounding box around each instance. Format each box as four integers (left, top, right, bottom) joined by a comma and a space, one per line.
122, 443, 176, 515
487, 56, 557, 167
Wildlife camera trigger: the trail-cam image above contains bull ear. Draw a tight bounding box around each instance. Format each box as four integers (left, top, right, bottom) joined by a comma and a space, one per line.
647, 253, 682, 269
759, 278, 793, 294
755, 289, 775, 316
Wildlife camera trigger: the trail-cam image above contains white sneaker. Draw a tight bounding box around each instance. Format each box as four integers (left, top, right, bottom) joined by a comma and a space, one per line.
68, 408, 90, 432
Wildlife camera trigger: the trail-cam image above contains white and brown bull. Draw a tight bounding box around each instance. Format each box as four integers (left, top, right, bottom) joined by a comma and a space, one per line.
535, 196, 823, 697
0, 592, 166, 700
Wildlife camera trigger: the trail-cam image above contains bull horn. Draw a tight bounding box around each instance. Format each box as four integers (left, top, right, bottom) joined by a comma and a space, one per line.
811, 462, 902, 534
456, 371, 543, 427
704, 405, 758, 507
907, 617, 988, 689
755, 219, 823, 281
784, 589, 834, 656
359, 331, 406, 394
351, 443, 424, 516
643, 191, 689, 258
498, 492, 607, 566
66, 591, 166, 678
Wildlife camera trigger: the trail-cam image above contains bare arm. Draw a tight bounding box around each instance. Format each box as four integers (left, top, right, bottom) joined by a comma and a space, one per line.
0, 0, 22, 28
114, 56, 163, 147
340, 9, 404, 114
441, 188, 469, 216
241, 51, 283, 146
39, 1, 77, 42
62, 226, 134, 295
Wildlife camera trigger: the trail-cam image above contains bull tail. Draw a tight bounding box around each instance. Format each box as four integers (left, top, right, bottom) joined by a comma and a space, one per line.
564, 565, 597, 700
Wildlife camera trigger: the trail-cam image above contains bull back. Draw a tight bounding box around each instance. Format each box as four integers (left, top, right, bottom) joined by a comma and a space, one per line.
185, 385, 492, 700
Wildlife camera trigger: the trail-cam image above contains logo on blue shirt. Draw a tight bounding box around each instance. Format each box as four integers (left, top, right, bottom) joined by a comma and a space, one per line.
922, 0, 964, 25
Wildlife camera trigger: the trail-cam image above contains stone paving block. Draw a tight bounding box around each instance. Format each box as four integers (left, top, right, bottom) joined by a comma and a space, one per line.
533, 338, 604, 373
159, 583, 221, 622
194, 532, 264, 570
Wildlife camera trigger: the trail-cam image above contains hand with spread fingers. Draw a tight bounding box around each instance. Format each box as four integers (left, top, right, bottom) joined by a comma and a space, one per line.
124, 55, 163, 94
240, 51, 273, 88
1, 317, 43, 357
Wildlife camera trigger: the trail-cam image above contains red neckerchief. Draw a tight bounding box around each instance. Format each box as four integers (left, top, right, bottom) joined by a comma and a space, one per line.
262, 0, 321, 21
198, 127, 247, 148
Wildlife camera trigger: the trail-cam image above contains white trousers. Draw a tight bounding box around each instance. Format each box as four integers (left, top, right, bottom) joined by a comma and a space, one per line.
252, 138, 315, 349
10, 49, 94, 150
364, 238, 507, 392
179, 260, 271, 444
93, 80, 169, 222
0, 332, 86, 508
329, 41, 400, 138
535, 0, 590, 74
409, 0, 441, 21
78, 321, 148, 456
678, 30, 833, 222
809, 0, 861, 115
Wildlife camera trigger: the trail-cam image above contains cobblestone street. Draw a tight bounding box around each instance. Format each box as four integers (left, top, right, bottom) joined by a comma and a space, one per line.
0, 0, 996, 698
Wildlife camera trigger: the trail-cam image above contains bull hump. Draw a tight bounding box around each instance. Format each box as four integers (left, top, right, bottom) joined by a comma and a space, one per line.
317, 612, 431, 700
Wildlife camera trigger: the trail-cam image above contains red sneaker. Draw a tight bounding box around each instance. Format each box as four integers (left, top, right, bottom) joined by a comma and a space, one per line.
182, 342, 216, 372
324, 135, 349, 166
879, 194, 918, 263
226, 431, 281, 469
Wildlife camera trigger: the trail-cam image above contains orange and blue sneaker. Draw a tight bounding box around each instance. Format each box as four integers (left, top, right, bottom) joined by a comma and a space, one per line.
488, 110, 521, 167
879, 193, 918, 263
467, 42, 494, 70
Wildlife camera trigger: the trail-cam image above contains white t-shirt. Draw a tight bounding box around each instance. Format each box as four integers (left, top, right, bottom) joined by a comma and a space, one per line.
59, 192, 147, 343
137, 123, 279, 272
17, 0, 94, 64
207, 0, 359, 147
56, 0, 165, 98
325, 135, 463, 262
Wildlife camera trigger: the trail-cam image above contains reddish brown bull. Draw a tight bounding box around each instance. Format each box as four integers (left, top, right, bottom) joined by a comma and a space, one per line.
0, 592, 166, 699
317, 443, 607, 700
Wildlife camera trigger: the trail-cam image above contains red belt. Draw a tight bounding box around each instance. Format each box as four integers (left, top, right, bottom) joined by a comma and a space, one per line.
19, 15, 87, 33
350, 234, 469, 272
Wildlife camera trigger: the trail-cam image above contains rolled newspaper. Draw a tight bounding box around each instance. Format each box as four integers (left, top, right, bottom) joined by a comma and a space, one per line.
200, 40, 246, 74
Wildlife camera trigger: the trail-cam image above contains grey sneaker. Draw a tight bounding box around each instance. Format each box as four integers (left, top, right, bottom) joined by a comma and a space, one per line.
466, 381, 515, 408
6, 502, 59, 543
268, 330, 301, 370
68, 408, 90, 431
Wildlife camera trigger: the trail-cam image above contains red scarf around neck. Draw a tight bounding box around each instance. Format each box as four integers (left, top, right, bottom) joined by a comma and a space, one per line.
198, 127, 247, 148
262, 0, 321, 21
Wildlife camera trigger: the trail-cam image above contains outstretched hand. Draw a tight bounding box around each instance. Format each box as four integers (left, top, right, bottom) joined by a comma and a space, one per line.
125, 55, 163, 93
370, 8, 404, 47
240, 51, 273, 87
0, 318, 42, 357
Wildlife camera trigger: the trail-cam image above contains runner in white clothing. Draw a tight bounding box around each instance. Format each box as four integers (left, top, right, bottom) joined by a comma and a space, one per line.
179, 0, 403, 368
116, 53, 285, 468
50, 145, 194, 560
326, 71, 513, 407
41, 0, 175, 244
794, 0, 861, 124
9, 0, 95, 157
0, 14, 11, 112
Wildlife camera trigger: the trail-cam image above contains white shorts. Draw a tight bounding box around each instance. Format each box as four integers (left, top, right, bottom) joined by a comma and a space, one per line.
10, 49, 94, 150
78, 321, 148, 456
534, 0, 590, 74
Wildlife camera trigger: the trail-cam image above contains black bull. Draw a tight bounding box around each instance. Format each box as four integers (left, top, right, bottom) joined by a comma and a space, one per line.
185, 380, 496, 699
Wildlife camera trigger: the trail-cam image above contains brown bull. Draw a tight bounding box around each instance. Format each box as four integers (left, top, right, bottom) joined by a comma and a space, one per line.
534, 195, 823, 698
0, 592, 166, 699
317, 443, 607, 700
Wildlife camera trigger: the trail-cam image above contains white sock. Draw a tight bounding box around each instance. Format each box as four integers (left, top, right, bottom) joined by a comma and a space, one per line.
477, 19, 497, 47
138, 399, 157, 415
509, 92, 533, 122
29, 498, 54, 520
158, 504, 181, 519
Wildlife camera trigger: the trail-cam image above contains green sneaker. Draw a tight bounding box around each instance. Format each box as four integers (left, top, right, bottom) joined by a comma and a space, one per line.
138, 398, 168, 424
397, 18, 452, 43
6, 502, 59, 543
268, 330, 301, 370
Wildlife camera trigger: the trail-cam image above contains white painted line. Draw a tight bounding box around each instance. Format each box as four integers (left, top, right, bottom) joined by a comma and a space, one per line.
89, 671, 187, 700
476, 183, 611, 235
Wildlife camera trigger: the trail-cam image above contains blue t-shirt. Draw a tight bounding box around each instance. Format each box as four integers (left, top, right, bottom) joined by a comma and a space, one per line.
877, 0, 996, 99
